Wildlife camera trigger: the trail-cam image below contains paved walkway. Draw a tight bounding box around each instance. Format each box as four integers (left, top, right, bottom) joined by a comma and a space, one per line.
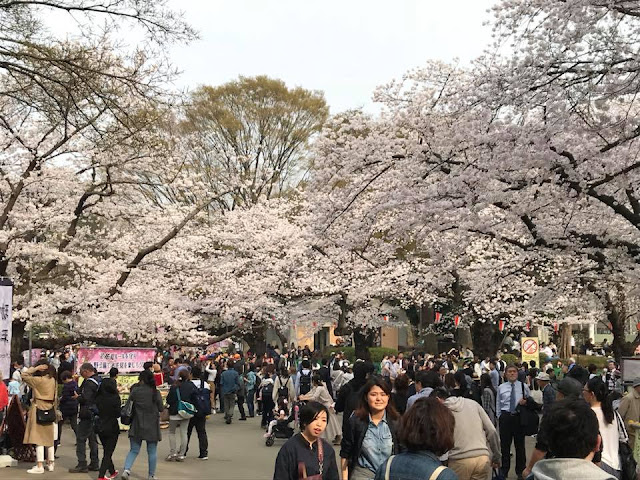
6, 407, 535, 480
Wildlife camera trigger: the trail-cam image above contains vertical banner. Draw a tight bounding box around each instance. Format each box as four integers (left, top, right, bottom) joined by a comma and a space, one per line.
0, 278, 13, 382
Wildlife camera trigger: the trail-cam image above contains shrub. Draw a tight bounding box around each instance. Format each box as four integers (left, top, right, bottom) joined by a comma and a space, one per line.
368, 347, 399, 363
501, 354, 519, 366
322, 347, 355, 362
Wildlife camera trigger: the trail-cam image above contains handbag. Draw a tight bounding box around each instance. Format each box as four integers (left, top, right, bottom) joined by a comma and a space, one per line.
297, 438, 324, 480
615, 410, 637, 480
176, 386, 196, 419
120, 396, 133, 426
518, 382, 540, 436
35, 378, 57, 425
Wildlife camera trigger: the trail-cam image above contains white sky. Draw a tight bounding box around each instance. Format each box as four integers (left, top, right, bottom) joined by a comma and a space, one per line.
167, 0, 496, 113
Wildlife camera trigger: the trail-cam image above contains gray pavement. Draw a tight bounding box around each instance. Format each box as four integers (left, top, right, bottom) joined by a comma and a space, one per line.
5, 406, 535, 480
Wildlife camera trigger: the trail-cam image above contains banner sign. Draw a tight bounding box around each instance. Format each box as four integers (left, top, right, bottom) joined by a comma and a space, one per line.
521, 337, 539, 366
22, 348, 43, 367
0, 279, 12, 382
76, 347, 156, 374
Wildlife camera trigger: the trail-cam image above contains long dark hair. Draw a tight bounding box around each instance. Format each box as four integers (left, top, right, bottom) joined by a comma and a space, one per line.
139, 369, 157, 390
480, 373, 496, 397
586, 377, 614, 424
34, 358, 56, 378
353, 376, 399, 422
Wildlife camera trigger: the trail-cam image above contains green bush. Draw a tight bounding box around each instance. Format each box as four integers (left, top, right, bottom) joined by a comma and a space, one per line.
501, 354, 519, 366
322, 346, 355, 362
368, 347, 399, 363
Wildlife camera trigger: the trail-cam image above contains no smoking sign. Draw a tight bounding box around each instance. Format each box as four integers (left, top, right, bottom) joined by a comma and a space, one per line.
523, 339, 538, 354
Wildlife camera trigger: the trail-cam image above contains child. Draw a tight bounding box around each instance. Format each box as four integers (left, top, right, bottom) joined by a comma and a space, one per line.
8, 377, 20, 397
264, 398, 293, 437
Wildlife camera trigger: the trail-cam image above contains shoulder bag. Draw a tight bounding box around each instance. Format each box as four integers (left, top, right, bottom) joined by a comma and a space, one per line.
176, 386, 196, 419
35, 378, 57, 425
615, 410, 637, 480
518, 382, 539, 436
120, 396, 134, 426
298, 438, 324, 480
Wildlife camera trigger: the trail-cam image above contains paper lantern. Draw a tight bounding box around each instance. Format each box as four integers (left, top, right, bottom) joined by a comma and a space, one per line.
383, 315, 389, 322
454, 315, 460, 328
435, 312, 442, 323
553, 321, 559, 334
525, 321, 530, 332
498, 320, 505, 332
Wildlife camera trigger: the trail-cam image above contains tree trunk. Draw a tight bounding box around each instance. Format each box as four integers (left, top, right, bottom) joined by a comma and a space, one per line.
608, 307, 626, 363
456, 326, 473, 350
559, 323, 572, 359
353, 327, 375, 361
241, 323, 267, 357
11, 320, 26, 359
471, 321, 501, 359
275, 329, 289, 351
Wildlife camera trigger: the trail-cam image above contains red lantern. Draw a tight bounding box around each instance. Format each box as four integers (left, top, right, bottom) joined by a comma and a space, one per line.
553, 321, 559, 334
383, 315, 389, 322
525, 321, 530, 332
454, 315, 460, 328
435, 312, 442, 323
499, 320, 505, 332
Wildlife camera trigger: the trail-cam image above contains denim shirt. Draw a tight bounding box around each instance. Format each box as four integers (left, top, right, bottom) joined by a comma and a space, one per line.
373, 451, 458, 480
358, 413, 393, 473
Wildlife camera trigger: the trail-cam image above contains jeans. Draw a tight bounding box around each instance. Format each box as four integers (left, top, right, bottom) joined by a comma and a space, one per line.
499, 413, 526, 477
236, 394, 246, 419
246, 389, 255, 417
124, 438, 158, 477
98, 433, 118, 478
223, 393, 237, 421
75, 418, 98, 468
169, 418, 189, 456
186, 416, 208, 457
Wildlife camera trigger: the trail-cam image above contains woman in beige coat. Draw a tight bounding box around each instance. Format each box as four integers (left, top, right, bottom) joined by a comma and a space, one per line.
22, 360, 58, 474
299, 374, 341, 444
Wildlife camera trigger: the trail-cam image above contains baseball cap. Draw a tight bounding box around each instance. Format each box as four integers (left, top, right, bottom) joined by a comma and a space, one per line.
535, 372, 550, 382
557, 377, 583, 399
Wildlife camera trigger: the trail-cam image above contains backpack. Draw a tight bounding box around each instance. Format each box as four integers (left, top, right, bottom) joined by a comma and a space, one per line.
277, 377, 290, 401
299, 371, 312, 395
262, 380, 274, 399
193, 380, 212, 417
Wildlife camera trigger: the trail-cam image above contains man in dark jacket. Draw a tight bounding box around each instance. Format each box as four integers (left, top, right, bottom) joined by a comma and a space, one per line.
335, 361, 374, 429
69, 363, 100, 473
220, 360, 241, 424
58, 370, 78, 449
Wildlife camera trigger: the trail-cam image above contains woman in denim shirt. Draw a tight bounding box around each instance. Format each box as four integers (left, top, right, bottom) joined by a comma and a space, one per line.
340, 377, 400, 480
375, 397, 458, 480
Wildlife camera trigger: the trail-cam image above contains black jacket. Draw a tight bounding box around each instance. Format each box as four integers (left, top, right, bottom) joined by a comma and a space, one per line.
59, 380, 78, 418
166, 381, 197, 416
318, 366, 333, 399
128, 383, 163, 442
78, 374, 101, 420
340, 413, 399, 479
273, 433, 339, 480
95, 378, 121, 436
335, 378, 367, 428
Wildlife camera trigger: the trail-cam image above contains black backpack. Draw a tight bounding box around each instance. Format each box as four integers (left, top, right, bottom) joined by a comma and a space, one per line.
299, 371, 312, 395
262, 380, 274, 399
277, 377, 290, 400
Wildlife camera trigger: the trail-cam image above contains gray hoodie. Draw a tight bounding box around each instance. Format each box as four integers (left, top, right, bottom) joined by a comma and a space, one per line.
444, 396, 501, 464
531, 459, 616, 480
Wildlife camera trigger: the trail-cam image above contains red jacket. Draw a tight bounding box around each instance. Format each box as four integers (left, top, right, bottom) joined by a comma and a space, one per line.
0, 381, 8, 410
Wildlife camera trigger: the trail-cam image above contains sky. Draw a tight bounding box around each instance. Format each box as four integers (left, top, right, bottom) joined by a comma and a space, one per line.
167, 0, 496, 113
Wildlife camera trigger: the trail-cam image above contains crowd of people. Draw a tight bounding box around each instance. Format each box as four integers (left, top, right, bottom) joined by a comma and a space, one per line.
0, 342, 638, 480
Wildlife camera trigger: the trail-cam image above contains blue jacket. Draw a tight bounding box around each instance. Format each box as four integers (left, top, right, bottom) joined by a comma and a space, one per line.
374, 451, 458, 480
220, 369, 240, 395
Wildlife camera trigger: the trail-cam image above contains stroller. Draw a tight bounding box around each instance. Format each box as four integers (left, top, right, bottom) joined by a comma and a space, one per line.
265, 397, 297, 447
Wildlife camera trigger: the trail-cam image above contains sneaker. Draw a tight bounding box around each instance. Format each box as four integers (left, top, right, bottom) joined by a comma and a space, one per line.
46, 462, 55, 472
121, 470, 131, 480
225, 418, 231, 424
27, 465, 45, 474
148, 476, 158, 480
98, 477, 109, 480
69, 466, 89, 473
175, 455, 185, 462
198, 455, 208, 460
108, 470, 119, 479
165, 454, 176, 461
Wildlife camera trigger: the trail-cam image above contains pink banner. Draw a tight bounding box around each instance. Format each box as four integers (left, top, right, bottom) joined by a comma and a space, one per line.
76, 347, 156, 374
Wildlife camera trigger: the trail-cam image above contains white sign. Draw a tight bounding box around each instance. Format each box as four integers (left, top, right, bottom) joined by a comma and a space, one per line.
0, 280, 12, 382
